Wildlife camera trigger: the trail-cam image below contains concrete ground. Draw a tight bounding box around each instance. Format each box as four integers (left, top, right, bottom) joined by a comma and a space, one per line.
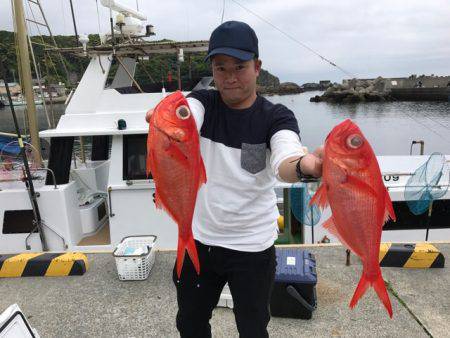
0, 244, 448, 338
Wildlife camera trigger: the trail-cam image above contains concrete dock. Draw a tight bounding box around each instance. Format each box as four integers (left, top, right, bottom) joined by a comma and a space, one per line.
0, 244, 449, 337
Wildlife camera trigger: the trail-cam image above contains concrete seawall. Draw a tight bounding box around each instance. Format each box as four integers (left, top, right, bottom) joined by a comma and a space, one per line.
390, 88, 450, 102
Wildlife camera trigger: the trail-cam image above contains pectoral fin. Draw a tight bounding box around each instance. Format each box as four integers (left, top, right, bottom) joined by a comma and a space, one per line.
309, 183, 329, 209
167, 143, 189, 167
383, 188, 396, 224
198, 158, 207, 189
345, 174, 377, 198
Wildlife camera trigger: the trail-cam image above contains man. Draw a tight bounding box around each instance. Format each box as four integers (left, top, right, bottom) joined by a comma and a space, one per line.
147, 21, 323, 338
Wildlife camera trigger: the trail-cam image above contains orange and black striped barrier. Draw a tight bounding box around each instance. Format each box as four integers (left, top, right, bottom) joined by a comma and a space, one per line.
0, 252, 88, 278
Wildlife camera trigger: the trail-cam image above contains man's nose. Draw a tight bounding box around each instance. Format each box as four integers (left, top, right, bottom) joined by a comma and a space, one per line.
224, 70, 237, 83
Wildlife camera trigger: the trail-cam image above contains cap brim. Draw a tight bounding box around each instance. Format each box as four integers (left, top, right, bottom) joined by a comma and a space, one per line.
205, 47, 255, 62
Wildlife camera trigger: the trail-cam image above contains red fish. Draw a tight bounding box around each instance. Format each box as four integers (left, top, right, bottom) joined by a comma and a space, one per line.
310, 119, 396, 318
146, 91, 206, 278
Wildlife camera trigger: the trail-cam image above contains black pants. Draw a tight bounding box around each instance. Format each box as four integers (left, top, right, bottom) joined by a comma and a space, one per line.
172, 240, 276, 338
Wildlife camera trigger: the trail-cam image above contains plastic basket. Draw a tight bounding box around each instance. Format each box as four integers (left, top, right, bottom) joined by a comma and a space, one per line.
113, 235, 157, 281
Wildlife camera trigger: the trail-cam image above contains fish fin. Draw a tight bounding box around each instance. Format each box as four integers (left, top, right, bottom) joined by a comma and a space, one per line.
167, 143, 189, 166
383, 188, 396, 224
346, 175, 377, 198
349, 272, 370, 310
176, 234, 200, 278
176, 239, 186, 279
372, 271, 393, 318
350, 269, 393, 318
309, 183, 329, 209
146, 131, 154, 177
323, 217, 337, 233
198, 159, 207, 188
154, 190, 163, 210
146, 152, 153, 177
186, 234, 200, 275
323, 217, 359, 255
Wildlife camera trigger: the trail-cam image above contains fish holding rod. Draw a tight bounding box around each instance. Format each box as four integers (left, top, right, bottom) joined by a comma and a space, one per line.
146, 91, 206, 278
310, 119, 396, 317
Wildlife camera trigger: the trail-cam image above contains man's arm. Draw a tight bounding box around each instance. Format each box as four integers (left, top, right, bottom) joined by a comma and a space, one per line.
277, 147, 323, 183
270, 130, 323, 183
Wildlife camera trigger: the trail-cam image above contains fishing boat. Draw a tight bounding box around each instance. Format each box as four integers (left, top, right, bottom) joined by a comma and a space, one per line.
1, 0, 449, 255
0, 0, 210, 253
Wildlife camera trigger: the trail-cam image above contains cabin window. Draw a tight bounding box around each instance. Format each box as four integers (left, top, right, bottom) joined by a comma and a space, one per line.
123, 134, 150, 180
2, 210, 37, 234
91, 136, 111, 161
46, 137, 74, 185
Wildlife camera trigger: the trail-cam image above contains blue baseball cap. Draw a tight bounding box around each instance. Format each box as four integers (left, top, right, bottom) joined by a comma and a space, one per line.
205, 21, 259, 61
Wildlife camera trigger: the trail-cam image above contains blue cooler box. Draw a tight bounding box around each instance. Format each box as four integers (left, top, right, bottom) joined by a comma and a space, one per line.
270, 248, 317, 319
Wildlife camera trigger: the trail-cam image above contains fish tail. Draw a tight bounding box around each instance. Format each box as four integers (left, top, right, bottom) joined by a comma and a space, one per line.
350, 269, 393, 318
176, 235, 200, 278
349, 272, 370, 310
372, 271, 393, 318
176, 239, 186, 278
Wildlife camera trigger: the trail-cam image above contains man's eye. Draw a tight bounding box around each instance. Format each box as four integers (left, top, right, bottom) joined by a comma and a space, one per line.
216, 67, 225, 72
236, 65, 245, 70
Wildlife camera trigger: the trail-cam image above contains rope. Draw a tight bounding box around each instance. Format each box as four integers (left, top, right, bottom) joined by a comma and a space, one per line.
228, 0, 355, 78
221, 0, 225, 23
95, 0, 102, 38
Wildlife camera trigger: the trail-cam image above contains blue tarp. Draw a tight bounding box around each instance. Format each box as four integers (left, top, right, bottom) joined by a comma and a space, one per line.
0, 136, 20, 155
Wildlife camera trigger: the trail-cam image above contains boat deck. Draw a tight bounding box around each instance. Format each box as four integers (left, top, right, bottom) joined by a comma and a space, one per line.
1, 244, 449, 337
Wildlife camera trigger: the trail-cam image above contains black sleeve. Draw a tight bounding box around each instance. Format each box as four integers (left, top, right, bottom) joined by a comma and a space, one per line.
268, 104, 301, 141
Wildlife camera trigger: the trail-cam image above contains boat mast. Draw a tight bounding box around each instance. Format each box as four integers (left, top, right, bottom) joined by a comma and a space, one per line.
13, 0, 42, 166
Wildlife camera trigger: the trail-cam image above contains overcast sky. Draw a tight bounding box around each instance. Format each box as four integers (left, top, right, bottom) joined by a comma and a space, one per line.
1, 0, 449, 83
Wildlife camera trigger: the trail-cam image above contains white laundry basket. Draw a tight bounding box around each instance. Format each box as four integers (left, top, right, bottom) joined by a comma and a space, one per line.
113, 235, 157, 281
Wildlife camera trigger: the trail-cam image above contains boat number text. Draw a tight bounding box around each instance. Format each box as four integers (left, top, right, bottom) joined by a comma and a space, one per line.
383, 175, 400, 182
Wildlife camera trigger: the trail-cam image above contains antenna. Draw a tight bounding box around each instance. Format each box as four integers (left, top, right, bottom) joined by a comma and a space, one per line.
100, 0, 147, 21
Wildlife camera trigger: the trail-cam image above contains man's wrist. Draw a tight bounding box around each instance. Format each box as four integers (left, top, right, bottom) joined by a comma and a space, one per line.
295, 155, 315, 181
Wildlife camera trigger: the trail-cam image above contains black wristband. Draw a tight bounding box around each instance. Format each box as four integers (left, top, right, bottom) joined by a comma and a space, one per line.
295, 155, 315, 182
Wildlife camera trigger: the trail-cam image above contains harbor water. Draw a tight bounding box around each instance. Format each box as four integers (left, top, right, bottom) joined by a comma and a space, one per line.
1, 91, 449, 155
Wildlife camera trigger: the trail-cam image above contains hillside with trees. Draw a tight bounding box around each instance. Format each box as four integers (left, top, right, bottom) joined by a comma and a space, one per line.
0, 30, 299, 94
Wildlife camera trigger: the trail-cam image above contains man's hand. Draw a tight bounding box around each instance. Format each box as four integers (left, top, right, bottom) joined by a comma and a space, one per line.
300, 146, 323, 178
145, 108, 154, 123
278, 145, 324, 183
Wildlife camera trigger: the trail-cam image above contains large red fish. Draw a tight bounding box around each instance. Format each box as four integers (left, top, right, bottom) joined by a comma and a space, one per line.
310, 119, 396, 317
146, 91, 206, 278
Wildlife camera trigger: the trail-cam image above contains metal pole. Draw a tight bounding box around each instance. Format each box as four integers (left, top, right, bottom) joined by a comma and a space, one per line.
79, 136, 86, 163
177, 63, 181, 90
425, 202, 433, 241
13, 0, 42, 166
27, 32, 51, 128
68, 0, 80, 46
1, 61, 48, 251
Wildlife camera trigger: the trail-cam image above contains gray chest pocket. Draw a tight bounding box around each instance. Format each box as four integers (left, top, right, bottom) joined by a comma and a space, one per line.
241, 143, 267, 174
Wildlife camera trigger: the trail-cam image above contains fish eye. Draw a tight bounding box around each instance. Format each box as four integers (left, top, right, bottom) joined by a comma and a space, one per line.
176, 105, 191, 120
346, 134, 363, 149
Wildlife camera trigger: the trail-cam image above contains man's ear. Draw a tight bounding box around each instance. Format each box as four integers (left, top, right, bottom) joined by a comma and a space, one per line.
255, 59, 262, 75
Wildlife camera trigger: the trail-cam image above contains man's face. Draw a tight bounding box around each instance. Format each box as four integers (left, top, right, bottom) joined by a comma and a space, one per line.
211, 54, 261, 107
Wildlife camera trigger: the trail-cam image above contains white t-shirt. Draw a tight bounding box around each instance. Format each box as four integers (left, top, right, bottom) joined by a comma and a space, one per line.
187, 90, 304, 252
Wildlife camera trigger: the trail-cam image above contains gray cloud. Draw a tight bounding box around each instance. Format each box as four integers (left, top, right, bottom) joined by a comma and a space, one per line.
1, 0, 449, 83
